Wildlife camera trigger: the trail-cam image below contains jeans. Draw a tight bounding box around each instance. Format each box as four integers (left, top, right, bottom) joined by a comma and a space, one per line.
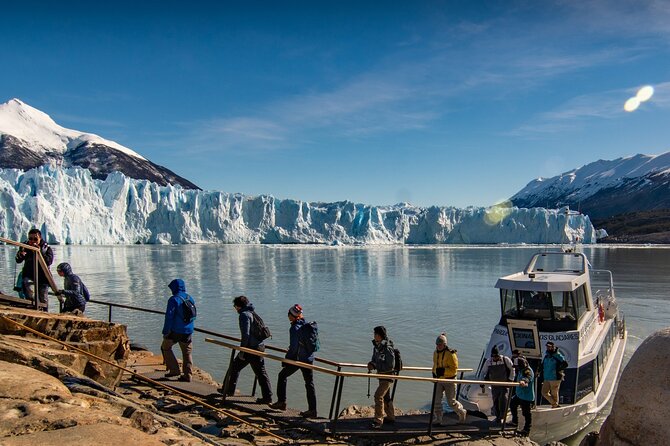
161, 332, 193, 378
276, 363, 317, 411
224, 351, 273, 401
22, 277, 50, 311
374, 379, 395, 424
432, 381, 466, 422
510, 395, 532, 431
491, 386, 510, 421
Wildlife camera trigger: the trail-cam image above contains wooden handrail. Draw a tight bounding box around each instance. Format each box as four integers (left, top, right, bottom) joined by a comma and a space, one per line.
0, 236, 58, 292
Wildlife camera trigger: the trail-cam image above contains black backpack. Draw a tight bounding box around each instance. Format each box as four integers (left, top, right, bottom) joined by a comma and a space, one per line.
393, 348, 403, 374
179, 296, 196, 323
81, 281, 90, 302
298, 321, 320, 354
251, 311, 272, 341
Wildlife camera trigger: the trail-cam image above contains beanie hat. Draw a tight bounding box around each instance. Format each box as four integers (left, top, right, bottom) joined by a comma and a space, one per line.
491, 346, 499, 356
436, 333, 447, 345
288, 304, 303, 318
373, 325, 387, 339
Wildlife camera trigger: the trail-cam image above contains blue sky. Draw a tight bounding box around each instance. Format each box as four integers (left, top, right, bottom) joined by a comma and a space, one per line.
3, 0, 670, 208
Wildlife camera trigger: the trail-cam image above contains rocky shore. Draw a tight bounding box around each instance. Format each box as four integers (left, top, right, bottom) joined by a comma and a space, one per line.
11, 304, 667, 445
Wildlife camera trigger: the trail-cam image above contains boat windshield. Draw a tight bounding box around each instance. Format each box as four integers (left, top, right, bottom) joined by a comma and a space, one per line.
501, 289, 579, 322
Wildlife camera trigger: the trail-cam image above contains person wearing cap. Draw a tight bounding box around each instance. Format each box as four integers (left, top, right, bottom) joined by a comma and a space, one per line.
15, 228, 54, 311
540, 341, 567, 408
431, 333, 467, 425
509, 356, 535, 436
479, 345, 515, 422
160, 279, 195, 382
367, 325, 396, 429
269, 304, 317, 418
55, 262, 87, 314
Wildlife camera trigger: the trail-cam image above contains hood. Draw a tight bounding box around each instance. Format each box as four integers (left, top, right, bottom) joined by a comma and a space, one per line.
168, 278, 186, 295
239, 303, 255, 313
56, 262, 72, 275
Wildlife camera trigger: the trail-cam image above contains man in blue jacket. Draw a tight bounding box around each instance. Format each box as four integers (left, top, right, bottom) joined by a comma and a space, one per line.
161, 279, 195, 382
269, 304, 317, 418
541, 341, 567, 408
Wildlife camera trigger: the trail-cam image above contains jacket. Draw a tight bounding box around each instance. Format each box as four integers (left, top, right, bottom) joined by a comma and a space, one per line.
370, 338, 395, 375
542, 349, 567, 381
238, 303, 263, 350
433, 347, 459, 379
162, 279, 195, 336
16, 239, 54, 282
480, 355, 515, 382
515, 367, 535, 402
286, 318, 314, 363
58, 263, 86, 313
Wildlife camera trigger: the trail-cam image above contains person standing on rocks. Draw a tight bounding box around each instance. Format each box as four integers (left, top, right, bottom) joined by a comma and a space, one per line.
367, 325, 396, 429
479, 346, 514, 422
540, 341, 567, 408
431, 333, 467, 425
269, 304, 317, 418
55, 262, 88, 314
161, 278, 195, 382
15, 228, 54, 311
222, 295, 273, 404
509, 356, 535, 436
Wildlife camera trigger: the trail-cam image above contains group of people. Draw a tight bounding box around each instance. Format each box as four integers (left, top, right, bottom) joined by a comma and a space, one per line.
14, 228, 89, 314
479, 340, 568, 436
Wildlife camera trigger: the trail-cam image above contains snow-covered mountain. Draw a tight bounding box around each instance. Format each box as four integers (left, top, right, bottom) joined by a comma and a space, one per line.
0, 166, 595, 245
0, 98, 199, 190
510, 153, 670, 219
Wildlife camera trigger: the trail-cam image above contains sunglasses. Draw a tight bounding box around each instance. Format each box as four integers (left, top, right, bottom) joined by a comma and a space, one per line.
28, 237, 39, 241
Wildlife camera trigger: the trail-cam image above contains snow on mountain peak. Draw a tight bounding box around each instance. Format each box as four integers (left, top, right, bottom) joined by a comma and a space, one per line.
0, 98, 145, 160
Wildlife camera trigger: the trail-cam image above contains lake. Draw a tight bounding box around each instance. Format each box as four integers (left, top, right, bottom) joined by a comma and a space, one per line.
2, 244, 668, 443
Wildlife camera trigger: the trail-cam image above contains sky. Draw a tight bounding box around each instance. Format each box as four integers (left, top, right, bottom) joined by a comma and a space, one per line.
2, 0, 670, 208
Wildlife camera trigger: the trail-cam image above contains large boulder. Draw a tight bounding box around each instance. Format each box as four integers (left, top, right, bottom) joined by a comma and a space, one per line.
598, 327, 670, 445
0, 307, 130, 387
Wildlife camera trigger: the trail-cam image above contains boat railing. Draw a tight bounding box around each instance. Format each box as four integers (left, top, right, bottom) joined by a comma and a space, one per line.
206, 337, 518, 435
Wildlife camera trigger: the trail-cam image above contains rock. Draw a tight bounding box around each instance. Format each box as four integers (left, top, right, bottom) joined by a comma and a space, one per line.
0, 423, 167, 446
597, 327, 670, 445
0, 361, 72, 402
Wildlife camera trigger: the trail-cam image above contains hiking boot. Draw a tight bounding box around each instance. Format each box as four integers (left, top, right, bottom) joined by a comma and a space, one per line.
518, 429, 530, 437
255, 397, 272, 405
507, 420, 518, 427
177, 375, 191, 382
269, 401, 287, 410
371, 421, 383, 430
300, 409, 317, 418
458, 410, 468, 424
164, 372, 180, 378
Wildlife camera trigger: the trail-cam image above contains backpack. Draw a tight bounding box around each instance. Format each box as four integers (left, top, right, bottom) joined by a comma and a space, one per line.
81, 281, 90, 302
251, 311, 272, 341
179, 296, 197, 323
393, 348, 403, 374
298, 321, 320, 354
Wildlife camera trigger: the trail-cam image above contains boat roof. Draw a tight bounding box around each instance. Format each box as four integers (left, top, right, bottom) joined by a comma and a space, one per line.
495, 251, 590, 292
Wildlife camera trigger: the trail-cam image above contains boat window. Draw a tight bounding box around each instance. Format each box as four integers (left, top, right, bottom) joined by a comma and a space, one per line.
574, 286, 588, 320
501, 289, 520, 317
520, 291, 553, 319
576, 361, 595, 401
553, 291, 577, 321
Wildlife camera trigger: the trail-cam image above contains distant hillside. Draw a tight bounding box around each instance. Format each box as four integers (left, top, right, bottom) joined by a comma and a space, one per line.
0, 98, 199, 190
593, 209, 670, 243
510, 152, 670, 241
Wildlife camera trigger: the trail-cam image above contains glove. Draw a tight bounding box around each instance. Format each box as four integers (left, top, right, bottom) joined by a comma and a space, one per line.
56, 290, 64, 296
367, 362, 375, 371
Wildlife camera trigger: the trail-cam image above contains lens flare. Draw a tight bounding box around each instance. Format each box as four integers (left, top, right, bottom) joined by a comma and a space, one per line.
484, 201, 513, 226
636, 85, 654, 102
624, 97, 640, 112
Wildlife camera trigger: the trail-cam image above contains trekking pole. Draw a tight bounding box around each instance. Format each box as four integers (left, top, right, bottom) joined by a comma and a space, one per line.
367, 371, 371, 398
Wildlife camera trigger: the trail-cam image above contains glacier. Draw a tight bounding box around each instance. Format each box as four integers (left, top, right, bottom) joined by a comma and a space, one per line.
0, 166, 596, 245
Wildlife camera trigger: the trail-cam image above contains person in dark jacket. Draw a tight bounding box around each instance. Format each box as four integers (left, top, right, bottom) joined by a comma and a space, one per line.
479, 346, 515, 422
55, 262, 87, 313
222, 295, 273, 404
367, 325, 396, 429
15, 228, 54, 311
161, 279, 195, 382
269, 304, 317, 418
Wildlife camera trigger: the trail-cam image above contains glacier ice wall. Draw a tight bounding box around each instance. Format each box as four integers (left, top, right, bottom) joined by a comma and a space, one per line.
0, 167, 596, 245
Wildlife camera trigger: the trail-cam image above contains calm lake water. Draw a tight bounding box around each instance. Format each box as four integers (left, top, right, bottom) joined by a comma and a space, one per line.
2, 244, 668, 442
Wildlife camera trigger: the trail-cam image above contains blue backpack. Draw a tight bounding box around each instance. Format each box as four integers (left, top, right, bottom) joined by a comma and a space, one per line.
298, 321, 320, 354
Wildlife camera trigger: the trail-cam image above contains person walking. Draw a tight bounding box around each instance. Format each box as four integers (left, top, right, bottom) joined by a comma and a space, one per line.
55, 262, 88, 314
367, 325, 396, 429
15, 228, 54, 311
222, 295, 273, 404
480, 346, 515, 422
160, 279, 195, 382
431, 333, 467, 425
269, 304, 317, 418
509, 357, 535, 436
540, 341, 567, 408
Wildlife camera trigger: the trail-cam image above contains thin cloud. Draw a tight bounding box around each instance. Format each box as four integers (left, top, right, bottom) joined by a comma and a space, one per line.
55, 113, 125, 128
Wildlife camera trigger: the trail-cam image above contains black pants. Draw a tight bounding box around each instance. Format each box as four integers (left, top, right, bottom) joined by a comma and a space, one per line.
491, 386, 510, 421
276, 363, 317, 411
224, 351, 273, 400
510, 395, 532, 431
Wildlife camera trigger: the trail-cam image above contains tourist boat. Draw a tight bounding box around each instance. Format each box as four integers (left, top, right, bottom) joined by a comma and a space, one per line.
458, 250, 627, 444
